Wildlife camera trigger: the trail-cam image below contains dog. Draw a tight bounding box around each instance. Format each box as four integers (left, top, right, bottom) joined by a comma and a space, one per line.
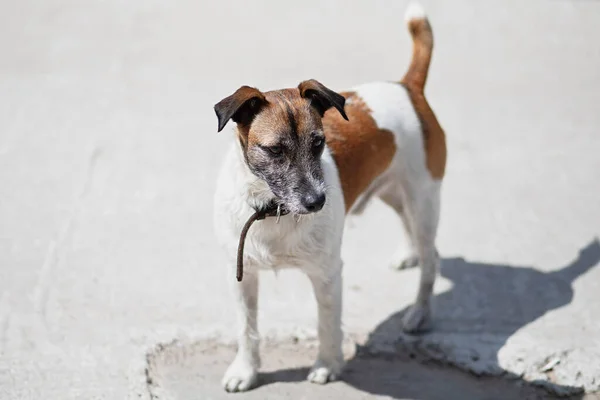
212, 3, 445, 392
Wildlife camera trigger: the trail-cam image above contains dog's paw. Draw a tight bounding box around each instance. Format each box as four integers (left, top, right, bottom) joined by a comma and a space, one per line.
389, 254, 420, 271
402, 303, 432, 334
222, 359, 258, 392
307, 359, 342, 385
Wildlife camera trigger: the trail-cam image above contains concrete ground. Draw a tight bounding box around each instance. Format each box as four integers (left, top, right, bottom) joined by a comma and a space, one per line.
1, 0, 599, 399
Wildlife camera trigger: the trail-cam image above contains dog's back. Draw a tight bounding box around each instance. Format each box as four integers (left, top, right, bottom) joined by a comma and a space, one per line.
321, 4, 445, 216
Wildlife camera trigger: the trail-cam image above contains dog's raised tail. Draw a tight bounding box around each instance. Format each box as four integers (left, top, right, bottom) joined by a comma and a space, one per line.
401, 3, 433, 93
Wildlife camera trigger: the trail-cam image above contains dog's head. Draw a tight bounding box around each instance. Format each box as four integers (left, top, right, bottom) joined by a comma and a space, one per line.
214, 80, 348, 215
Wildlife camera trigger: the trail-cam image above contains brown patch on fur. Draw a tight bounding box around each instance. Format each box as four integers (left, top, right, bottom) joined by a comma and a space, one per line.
245, 89, 320, 147
323, 92, 397, 212
403, 87, 446, 179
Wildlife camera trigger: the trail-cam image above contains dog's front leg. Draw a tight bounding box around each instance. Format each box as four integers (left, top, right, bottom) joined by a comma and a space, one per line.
222, 270, 260, 392
306, 259, 344, 384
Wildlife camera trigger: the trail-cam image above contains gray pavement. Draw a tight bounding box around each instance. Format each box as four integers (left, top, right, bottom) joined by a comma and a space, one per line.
1, 0, 600, 399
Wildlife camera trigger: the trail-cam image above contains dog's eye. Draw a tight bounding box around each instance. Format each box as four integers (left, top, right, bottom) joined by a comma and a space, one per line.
313, 138, 324, 149
267, 145, 282, 156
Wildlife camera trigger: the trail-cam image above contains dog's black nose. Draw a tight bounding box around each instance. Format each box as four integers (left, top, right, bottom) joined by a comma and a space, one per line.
302, 192, 326, 212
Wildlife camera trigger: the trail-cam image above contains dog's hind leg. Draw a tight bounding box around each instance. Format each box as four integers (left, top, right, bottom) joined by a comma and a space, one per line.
380, 190, 420, 270
380, 180, 441, 333
305, 259, 344, 384
222, 270, 260, 392
402, 182, 441, 333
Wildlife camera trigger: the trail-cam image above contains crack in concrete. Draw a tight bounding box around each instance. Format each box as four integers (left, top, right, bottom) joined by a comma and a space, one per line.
144, 339, 181, 400
32, 146, 102, 325
144, 353, 157, 400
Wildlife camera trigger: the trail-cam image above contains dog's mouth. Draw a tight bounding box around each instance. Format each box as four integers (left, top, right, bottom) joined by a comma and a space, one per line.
265, 198, 324, 217
259, 199, 290, 217
283, 199, 326, 216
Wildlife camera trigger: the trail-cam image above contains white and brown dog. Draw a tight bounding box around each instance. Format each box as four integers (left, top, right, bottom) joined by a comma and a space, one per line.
213, 3, 446, 392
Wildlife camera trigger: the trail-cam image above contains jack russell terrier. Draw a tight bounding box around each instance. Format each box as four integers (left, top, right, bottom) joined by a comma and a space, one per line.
213, 3, 446, 392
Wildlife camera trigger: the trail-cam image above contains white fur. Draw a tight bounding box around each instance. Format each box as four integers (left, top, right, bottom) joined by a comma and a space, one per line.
405, 2, 426, 22
214, 79, 442, 391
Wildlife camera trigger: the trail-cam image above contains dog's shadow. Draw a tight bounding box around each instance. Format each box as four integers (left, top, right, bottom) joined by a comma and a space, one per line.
261, 239, 600, 399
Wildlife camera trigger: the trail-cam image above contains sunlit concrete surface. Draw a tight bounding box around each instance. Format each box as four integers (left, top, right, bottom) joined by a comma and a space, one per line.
1, 0, 599, 399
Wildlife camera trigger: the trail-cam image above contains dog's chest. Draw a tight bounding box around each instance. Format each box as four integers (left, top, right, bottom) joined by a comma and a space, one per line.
239, 213, 333, 270
215, 193, 341, 271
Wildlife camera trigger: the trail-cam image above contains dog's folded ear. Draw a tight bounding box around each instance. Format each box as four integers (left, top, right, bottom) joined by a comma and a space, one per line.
214, 86, 268, 132
298, 79, 348, 121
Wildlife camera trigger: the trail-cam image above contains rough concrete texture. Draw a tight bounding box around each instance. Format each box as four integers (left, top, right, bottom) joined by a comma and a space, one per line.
145, 339, 578, 400
1, 0, 599, 399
